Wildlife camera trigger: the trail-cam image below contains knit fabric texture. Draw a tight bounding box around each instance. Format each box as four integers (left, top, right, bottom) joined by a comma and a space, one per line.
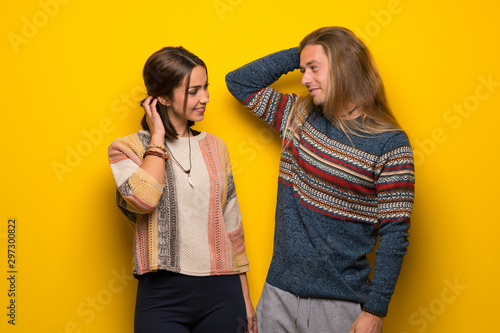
225, 47, 415, 315
108, 130, 249, 277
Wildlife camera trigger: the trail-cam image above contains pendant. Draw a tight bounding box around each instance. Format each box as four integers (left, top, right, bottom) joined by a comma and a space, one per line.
187, 173, 194, 187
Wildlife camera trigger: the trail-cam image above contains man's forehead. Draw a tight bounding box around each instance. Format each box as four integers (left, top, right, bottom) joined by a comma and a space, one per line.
300, 45, 327, 65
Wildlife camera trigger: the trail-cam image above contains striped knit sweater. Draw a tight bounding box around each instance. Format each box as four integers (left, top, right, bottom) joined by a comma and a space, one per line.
108, 130, 249, 277
225, 47, 415, 315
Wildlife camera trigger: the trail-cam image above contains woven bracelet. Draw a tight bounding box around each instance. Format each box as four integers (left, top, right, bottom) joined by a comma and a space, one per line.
143, 150, 165, 159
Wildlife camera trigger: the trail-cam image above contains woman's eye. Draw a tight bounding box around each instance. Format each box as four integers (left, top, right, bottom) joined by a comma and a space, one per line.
189, 90, 197, 95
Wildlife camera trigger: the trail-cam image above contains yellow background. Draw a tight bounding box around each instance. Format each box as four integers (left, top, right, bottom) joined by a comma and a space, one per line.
1, 0, 499, 332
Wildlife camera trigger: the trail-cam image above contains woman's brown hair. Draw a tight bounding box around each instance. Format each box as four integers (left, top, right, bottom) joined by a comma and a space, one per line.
141, 46, 207, 140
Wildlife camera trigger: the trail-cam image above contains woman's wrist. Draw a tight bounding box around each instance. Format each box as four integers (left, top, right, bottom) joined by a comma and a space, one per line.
149, 134, 165, 145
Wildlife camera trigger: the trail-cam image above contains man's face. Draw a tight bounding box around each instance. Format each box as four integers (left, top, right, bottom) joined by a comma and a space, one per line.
300, 44, 330, 106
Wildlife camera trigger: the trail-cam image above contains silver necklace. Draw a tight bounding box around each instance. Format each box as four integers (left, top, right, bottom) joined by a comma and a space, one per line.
166, 128, 194, 187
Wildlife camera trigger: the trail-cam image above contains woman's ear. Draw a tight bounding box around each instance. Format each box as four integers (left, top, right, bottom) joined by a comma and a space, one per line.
157, 96, 170, 107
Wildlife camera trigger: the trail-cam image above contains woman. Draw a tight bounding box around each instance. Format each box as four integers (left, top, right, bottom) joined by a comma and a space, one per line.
226, 27, 415, 333
109, 46, 256, 333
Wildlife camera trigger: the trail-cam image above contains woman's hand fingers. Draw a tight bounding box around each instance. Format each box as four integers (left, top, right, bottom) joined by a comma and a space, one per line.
142, 96, 165, 138
142, 96, 156, 116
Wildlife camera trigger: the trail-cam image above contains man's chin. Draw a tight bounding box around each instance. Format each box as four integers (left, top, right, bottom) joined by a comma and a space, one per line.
312, 99, 324, 107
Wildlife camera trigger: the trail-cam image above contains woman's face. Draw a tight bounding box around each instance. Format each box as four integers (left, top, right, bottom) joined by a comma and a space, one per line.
166, 65, 209, 126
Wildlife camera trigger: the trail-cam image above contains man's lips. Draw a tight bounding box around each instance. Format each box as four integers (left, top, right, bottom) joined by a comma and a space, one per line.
308, 88, 320, 95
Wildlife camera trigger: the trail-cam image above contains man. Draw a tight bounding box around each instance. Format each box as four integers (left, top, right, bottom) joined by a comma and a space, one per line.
226, 27, 415, 332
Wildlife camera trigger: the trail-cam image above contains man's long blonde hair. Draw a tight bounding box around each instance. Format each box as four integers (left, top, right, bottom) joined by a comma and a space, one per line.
284, 27, 402, 143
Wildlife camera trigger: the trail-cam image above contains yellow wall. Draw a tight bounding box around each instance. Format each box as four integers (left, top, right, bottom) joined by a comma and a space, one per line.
1, 0, 499, 332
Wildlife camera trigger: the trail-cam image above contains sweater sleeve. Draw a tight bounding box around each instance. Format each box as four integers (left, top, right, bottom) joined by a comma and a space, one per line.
363, 132, 415, 315
225, 47, 301, 137
108, 134, 164, 218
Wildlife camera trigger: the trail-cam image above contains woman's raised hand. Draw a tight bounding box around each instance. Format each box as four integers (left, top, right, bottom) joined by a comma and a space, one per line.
140, 96, 166, 183
142, 96, 166, 140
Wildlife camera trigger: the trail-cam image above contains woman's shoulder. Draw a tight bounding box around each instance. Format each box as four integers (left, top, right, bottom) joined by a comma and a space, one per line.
109, 130, 150, 151
200, 132, 231, 155
117, 130, 150, 140
201, 131, 224, 144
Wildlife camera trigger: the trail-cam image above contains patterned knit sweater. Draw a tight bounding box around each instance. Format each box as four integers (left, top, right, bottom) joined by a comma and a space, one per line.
108, 130, 249, 277
225, 47, 415, 315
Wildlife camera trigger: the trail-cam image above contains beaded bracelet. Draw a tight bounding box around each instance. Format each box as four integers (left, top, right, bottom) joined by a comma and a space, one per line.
143, 150, 166, 159
146, 143, 167, 153
362, 308, 386, 317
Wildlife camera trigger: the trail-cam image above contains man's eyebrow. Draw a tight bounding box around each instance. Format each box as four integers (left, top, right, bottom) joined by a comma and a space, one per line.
299, 60, 320, 69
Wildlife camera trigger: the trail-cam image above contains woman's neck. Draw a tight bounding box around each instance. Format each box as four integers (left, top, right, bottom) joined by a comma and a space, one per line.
172, 121, 190, 137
